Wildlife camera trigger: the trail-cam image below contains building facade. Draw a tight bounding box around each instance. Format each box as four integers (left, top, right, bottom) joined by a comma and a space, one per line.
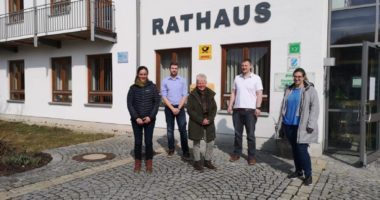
1, 0, 379, 165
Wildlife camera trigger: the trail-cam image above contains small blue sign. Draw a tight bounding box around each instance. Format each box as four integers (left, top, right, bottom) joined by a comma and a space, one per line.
118, 52, 128, 63
291, 57, 298, 67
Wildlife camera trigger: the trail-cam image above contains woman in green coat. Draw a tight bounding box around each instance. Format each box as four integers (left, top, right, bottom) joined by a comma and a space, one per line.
187, 73, 217, 172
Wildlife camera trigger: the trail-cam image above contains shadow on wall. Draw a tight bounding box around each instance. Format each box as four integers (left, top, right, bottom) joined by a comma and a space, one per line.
0, 102, 26, 118
216, 118, 234, 134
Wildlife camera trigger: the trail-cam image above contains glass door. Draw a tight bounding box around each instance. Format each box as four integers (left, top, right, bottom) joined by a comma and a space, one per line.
327, 47, 362, 160
360, 41, 380, 166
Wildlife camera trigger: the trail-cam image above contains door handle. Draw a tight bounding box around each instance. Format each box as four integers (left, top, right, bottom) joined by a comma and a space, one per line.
358, 102, 372, 122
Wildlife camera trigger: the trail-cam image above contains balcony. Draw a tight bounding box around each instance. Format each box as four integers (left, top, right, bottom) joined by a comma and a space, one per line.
0, 0, 116, 52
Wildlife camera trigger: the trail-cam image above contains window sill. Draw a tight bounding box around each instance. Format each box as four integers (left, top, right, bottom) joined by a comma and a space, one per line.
217, 110, 269, 117
49, 102, 72, 106
7, 99, 25, 104
84, 103, 112, 108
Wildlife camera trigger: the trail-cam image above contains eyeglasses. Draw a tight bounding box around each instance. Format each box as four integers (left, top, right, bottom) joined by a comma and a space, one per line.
293, 76, 304, 78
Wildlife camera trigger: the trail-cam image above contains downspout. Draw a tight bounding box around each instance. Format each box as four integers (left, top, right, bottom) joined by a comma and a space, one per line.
323, 0, 332, 153
33, 0, 37, 47
90, 0, 95, 41
136, 0, 141, 67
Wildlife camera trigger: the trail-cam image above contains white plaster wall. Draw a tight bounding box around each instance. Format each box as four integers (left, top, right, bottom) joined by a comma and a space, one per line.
0, 0, 328, 156
0, 0, 137, 125
140, 0, 328, 155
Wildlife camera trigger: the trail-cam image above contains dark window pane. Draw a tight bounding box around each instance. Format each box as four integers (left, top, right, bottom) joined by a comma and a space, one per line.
331, 6, 376, 45
329, 47, 362, 109
332, 0, 376, 9
88, 54, 112, 104
351, 0, 376, 6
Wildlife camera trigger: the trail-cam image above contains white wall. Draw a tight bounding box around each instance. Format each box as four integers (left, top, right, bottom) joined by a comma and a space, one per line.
0, 0, 137, 125
140, 0, 328, 154
0, 0, 329, 155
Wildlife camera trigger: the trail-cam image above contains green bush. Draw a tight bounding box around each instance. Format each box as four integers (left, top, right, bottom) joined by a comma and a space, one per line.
2, 152, 42, 168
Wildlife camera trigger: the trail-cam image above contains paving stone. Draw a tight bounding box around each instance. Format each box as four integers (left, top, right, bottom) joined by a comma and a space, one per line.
0, 133, 378, 199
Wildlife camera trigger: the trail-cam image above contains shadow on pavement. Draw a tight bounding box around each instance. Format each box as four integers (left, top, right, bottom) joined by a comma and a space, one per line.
214, 132, 295, 174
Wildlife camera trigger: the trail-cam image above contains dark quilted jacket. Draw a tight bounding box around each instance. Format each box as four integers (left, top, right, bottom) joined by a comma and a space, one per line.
127, 80, 161, 121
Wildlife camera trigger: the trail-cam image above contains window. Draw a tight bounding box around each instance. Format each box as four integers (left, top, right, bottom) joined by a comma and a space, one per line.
52, 57, 72, 102
50, 0, 71, 16
331, 6, 376, 45
155, 48, 192, 96
9, 60, 25, 101
88, 54, 112, 104
332, 0, 376, 10
95, 0, 113, 32
221, 42, 271, 112
8, 0, 24, 23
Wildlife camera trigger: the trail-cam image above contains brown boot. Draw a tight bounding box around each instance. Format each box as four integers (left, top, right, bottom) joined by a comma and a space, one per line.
193, 161, 204, 172
204, 160, 217, 170
146, 159, 153, 174
134, 160, 141, 173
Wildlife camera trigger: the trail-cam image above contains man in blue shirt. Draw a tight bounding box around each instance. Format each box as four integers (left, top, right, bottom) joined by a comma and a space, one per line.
161, 62, 190, 160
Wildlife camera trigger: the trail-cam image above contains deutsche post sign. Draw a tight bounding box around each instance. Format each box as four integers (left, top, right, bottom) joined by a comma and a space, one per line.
199, 44, 212, 60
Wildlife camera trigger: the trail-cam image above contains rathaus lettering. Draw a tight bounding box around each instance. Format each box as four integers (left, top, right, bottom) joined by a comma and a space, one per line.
152, 2, 271, 35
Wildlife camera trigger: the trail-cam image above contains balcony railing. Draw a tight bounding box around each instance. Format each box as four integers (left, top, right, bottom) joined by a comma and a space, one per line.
0, 0, 115, 44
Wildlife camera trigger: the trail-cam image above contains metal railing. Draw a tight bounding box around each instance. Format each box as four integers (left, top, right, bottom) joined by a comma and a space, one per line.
0, 0, 115, 42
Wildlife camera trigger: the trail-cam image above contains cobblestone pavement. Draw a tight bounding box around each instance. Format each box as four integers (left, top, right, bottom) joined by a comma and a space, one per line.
0, 133, 379, 200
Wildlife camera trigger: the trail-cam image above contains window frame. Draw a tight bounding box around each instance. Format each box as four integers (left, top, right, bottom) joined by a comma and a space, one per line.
95, 0, 113, 32
87, 53, 112, 104
9, 60, 25, 101
155, 48, 192, 95
8, 0, 24, 24
50, 0, 71, 16
52, 57, 72, 103
221, 41, 271, 112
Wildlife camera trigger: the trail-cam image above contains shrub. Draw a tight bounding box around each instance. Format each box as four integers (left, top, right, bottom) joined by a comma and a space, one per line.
2, 152, 42, 168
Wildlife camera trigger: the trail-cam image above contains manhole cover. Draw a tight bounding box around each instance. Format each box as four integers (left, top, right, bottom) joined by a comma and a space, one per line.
72, 153, 115, 162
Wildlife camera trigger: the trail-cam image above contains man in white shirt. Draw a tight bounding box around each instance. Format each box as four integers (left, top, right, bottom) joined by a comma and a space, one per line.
227, 59, 263, 165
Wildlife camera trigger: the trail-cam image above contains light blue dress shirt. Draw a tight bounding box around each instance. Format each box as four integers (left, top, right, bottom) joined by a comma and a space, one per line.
161, 76, 188, 105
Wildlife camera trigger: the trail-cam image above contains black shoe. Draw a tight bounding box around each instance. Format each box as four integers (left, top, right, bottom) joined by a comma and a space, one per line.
193, 161, 204, 172
303, 176, 312, 186
182, 152, 191, 161
204, 160, 217, 170
287, 171, 303, 179
167, 149, 175, 157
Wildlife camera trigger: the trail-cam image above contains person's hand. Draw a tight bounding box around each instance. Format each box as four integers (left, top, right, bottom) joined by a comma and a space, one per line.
136, 118, 144, 125
255, 108, 261, 117
202, 118, 210, 125
227, 106, 233, 114
172, 108, 180, 115
143, 116, 151, 124
306, 127, 313, 134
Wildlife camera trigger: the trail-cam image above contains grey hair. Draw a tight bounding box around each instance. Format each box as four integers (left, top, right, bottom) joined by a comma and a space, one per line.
196, 73, 207, 83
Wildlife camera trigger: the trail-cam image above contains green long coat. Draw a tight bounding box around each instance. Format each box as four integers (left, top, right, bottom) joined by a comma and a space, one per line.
186, 87, 217, 142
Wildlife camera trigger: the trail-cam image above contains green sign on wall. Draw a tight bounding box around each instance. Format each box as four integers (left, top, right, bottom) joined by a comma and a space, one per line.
289, 43, 301, 54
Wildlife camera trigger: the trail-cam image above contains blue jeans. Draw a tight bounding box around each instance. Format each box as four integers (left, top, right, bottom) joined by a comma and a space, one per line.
164, 105, 189, 154
232, 109, 257, 159
132, 120, 155, 160
283, 124, 312, 177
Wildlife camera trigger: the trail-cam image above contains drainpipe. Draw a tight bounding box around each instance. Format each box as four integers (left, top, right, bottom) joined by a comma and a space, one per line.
33, 0, 38, 47
90, 0, 95, 41
136, 0, 141, 67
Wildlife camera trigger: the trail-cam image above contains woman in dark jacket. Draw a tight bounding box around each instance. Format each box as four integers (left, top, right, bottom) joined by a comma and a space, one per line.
187, 73, 217, 172
127, 66, 160, 173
